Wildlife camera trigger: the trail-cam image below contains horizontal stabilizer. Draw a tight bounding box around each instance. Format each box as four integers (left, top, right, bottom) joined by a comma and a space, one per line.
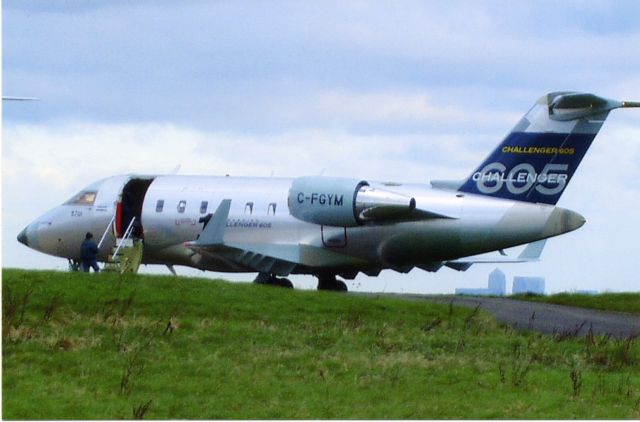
430, 179, 464, 191
445, 239, 547, 267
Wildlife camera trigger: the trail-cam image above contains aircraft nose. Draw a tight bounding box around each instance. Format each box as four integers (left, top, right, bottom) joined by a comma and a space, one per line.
17, 226, 29, 246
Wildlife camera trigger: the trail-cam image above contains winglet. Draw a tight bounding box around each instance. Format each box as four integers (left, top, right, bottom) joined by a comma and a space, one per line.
191, 199, 231, 245
517, 239, 547, 260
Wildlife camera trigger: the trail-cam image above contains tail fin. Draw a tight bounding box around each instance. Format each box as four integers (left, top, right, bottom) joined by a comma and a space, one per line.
457, 92, 637, 205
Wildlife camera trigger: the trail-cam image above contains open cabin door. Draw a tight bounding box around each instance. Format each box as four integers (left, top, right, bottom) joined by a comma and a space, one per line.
115, 177, 155, 238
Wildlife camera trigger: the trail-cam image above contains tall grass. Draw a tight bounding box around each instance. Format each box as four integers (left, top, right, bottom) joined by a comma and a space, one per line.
3, 269, 639, 419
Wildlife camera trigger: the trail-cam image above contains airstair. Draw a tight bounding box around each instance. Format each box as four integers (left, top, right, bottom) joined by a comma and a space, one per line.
100, 215, 144, 274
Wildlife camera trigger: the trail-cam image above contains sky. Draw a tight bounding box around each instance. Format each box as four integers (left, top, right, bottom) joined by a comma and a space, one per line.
2, 0, 639, 293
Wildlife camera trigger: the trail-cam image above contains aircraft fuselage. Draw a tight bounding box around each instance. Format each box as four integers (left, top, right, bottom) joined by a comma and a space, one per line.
19, 174, 583, 279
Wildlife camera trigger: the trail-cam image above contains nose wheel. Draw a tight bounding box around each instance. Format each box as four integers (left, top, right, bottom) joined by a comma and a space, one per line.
253, 272, 294, 289
317, 273, 348, 292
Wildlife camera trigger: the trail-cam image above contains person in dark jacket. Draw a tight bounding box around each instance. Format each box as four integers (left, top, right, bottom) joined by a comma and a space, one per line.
80, 232, 100, 272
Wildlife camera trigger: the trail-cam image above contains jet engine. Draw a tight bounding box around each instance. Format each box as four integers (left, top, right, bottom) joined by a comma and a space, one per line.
288, 176, 416, 227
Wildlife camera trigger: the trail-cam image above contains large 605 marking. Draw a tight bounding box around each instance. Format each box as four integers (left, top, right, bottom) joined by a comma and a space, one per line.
472, 162, 569, 196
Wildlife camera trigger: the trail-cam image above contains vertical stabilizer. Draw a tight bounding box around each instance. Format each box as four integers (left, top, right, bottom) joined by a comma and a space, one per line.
458, 92, 632, 205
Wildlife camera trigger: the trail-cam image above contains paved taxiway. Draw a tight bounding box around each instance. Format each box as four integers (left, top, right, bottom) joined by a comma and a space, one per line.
384, 294, 640, 339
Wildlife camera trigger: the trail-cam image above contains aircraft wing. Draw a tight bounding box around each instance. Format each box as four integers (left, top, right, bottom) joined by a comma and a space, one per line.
184, 199, 368, 276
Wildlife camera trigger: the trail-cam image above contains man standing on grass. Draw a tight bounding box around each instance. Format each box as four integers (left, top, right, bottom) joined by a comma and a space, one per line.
80, 232, 99, 272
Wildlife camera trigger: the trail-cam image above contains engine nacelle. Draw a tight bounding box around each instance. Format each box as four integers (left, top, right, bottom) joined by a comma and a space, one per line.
289, 177, 367, 227
288, 177, 416, 227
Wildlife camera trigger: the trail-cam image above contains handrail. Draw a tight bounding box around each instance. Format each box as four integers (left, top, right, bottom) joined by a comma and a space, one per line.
112, 217, 136, 261
97, 214, 116, 249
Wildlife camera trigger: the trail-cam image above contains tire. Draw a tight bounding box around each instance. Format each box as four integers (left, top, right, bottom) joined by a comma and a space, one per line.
278, 278, 294, 289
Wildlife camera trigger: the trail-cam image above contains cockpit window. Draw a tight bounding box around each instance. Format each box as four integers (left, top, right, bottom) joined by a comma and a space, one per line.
64, 191, 97, 206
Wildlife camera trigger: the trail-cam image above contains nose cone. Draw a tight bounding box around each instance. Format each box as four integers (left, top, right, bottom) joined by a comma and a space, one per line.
17, 227, 29, 246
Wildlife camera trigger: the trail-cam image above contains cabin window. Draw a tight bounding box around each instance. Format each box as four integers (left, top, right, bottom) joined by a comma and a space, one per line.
177, 200, 186, 213
200, 201, 208, 214
245, 202, 254, 214
155, 199, 164, 212
268, 202, 277, 215
64, 190, 97, 206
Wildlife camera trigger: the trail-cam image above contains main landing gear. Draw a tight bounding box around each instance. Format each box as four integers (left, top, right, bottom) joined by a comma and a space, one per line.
316, 273, 348, 292
254, 272, 294, 289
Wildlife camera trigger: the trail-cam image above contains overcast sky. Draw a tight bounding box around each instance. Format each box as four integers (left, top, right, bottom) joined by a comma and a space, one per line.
3, 1, 639, 293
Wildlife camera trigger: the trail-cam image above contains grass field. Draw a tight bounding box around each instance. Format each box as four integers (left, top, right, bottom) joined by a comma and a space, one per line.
3, 269, 640, 419
511, 292, 640, 314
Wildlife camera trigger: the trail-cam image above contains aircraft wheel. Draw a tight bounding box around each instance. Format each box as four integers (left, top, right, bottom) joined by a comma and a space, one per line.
255, 273, 293, 288
277, 278, 294, 289
317, 275, 348, 292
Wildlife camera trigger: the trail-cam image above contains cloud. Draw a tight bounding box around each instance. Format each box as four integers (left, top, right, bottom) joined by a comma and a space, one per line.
2, 121, 481, 187
4, 1, 640, 131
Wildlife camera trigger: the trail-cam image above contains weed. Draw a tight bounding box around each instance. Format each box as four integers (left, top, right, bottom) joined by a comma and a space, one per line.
385, 364, 403, 386
592, 370, 607, 397
586, 333, 638, 369
464, 303, 481, 327
553, 321, 586, 341
585, 324, 595, 348
119, 331, 153, 396
339, 309, 364, 330
526, 335, 550, 364
611, 336, 637, 367
3, 284, 33, 333
617, 372, 633, 398
421, 317, 442, 333
569, 361, 583, 397
54, 335, 75, 351
132, 399, 152, 419
163, 316, 179, 335
43, 294, 62, 322
528, 311, 536, 331
499, 341, 533, 386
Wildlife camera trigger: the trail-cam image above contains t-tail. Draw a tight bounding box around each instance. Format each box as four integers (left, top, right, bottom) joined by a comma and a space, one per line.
456, 92, 639, 205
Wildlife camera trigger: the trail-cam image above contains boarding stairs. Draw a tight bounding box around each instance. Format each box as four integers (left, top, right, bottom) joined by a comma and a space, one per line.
99, 215, 144, 274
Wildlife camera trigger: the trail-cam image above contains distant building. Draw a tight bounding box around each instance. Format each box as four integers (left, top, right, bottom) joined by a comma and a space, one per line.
488, 268, 506, 295
455, 268, 506, 296
512, 276, 545, 295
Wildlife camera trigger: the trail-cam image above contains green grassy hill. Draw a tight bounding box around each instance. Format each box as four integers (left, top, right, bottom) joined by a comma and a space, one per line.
3, 269, 639, 419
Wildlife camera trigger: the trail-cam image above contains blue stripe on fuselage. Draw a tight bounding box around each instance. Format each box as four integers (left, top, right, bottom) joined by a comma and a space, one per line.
458, 132, 596, 205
